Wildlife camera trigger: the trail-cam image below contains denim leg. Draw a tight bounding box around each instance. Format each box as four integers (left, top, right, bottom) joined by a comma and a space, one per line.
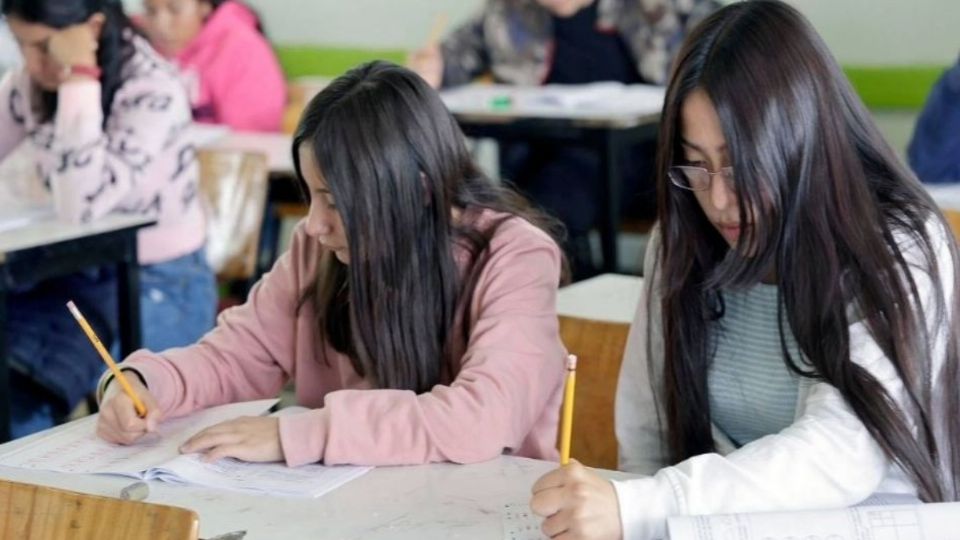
6, 267, 118, 438
139, 249, 217, 352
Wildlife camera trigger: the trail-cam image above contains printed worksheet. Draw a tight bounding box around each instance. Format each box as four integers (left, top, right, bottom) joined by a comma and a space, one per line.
0, 400, 370, 498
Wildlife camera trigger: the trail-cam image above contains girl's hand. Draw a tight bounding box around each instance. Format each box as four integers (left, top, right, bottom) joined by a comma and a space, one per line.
180, 416, 284, 463
96, 376, 164, 445
530, 460, 623, 540
47, 14, 104, 72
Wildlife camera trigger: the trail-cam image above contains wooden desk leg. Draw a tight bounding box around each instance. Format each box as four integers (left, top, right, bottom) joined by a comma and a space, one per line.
598, 130, 622, 274
117, 234, 142, 357
0, 284, 10, 442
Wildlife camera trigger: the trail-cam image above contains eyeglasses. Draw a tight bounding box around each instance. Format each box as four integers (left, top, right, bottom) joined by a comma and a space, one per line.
668, 165, 735, 192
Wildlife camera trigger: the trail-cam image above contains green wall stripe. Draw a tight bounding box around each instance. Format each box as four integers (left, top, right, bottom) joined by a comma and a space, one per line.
275, 45, 949, 110
275, 46, 406, 79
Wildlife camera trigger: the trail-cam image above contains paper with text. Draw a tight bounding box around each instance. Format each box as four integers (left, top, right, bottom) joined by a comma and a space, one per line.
0, 400, 370, 498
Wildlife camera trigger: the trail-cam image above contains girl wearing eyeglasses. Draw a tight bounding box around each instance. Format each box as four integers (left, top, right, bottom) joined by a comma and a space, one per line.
528, 2, 960, 539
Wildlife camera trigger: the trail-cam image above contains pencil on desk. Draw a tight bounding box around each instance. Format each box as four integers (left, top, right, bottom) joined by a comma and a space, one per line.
559, 354, 577, 465
66, 300, 147, 417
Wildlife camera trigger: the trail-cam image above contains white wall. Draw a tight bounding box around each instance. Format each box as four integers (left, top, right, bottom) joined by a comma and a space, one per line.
121, 0, 960, 66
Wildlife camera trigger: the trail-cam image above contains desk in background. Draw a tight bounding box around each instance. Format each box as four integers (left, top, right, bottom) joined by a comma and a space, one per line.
0, 420, 635, 539
442, 84, 664, 273
0, 214, 154, 443
556, 272, 643, 324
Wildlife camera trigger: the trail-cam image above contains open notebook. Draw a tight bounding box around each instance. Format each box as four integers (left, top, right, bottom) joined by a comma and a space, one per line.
0, 400, 370, 498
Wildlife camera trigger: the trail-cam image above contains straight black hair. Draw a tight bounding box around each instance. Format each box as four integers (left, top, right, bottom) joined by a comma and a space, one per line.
293, 61, 567, 393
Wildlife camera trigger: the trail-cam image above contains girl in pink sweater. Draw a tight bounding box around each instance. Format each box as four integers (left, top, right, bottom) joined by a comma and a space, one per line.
140, 0, 286, 132
98, 61, 570, 467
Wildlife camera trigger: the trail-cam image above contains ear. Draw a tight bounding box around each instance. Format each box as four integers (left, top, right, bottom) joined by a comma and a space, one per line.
87, 13, 106, 39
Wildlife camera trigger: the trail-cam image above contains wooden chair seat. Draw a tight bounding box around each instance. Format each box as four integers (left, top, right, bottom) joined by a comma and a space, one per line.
0, 479, 198, 540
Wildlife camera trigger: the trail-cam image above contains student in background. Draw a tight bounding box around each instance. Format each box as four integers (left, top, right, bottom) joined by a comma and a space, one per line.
908, 54, 960, 183
528, 2, 960, 539
141, 0, 286, 132
0, 0, 216, 437
96, 61, 570, 468
409, 0, 717, 277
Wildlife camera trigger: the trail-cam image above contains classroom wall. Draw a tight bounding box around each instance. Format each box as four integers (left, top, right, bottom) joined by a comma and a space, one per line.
116, 0, 960, 67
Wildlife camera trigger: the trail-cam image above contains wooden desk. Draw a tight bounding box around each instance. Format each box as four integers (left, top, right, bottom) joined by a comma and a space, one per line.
0, 214, 154, 442
442, 84, 664, 273
0, 422, 636, 539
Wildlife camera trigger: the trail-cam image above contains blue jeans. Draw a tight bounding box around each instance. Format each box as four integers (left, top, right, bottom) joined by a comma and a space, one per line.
7, 267, 119, 438
140, 248, 217, 352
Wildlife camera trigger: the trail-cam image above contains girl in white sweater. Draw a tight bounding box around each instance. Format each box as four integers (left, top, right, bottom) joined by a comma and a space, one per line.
529, 2, 960, 539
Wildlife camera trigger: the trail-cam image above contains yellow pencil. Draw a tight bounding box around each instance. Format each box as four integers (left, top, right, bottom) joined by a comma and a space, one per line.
559, 354, 577, 465
427, 13, 448, 47
66, 300, 147, 417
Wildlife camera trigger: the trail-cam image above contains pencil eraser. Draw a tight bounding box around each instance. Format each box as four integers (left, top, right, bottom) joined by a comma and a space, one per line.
566, 355, 577, 370
120, 481, 150, 501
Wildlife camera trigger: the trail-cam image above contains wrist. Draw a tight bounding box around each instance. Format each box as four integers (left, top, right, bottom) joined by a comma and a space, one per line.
62, 64, 102, 82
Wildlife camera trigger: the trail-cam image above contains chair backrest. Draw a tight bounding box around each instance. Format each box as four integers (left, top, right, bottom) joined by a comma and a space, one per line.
0, 479, 199, 540
197, 149, 269, 281
558, 315, 631, 470
943, 209, 960, 243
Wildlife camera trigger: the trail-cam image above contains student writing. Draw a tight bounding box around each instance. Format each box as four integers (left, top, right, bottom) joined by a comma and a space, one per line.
529, 2, 960, 538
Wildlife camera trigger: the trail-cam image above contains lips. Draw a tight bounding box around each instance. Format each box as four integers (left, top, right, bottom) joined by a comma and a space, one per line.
718, 223, 743, 241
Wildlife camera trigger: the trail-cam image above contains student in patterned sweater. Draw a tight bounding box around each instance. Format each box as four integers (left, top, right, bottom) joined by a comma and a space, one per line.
0, 0, 215, 437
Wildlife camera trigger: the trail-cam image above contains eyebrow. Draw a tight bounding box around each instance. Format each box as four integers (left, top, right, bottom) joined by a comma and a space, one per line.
680, 138, 727, 153
313, 188, 331, 194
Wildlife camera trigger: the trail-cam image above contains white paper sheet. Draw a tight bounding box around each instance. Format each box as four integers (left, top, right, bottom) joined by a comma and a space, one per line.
0, 400, 371, 498
666, 501, 960, 540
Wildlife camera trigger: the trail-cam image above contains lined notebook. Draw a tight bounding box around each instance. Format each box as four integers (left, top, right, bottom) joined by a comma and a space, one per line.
0, 400, 370, 498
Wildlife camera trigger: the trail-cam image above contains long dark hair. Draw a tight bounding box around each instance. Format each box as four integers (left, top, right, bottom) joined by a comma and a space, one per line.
1, 0, 137, 125
655, 0, 959, 501
293, 61, 567, 393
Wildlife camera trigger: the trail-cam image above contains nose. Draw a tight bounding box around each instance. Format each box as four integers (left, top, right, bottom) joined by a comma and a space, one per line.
709, 171, 735, 212
306, 205, 335, 237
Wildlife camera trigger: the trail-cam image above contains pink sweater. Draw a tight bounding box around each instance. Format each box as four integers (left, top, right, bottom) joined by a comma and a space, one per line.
121, 212, 566, 467
0, 35, 206, 265
171, 2, 286, 132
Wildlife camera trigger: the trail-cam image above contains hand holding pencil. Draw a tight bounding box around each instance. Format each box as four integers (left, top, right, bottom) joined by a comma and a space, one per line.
528, 354, 622, 539
66, 300, 163, 444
